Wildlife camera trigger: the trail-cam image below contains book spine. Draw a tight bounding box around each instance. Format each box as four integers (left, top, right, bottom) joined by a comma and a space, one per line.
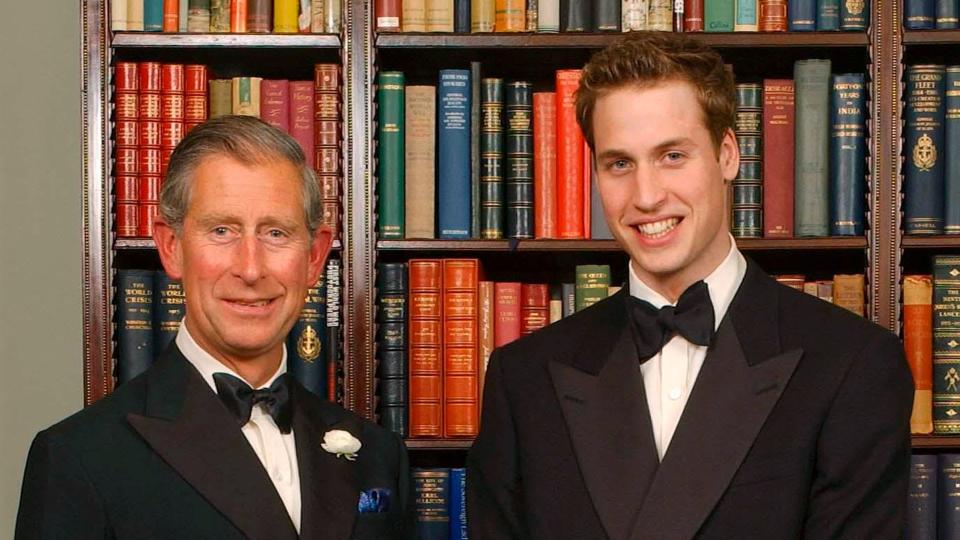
505, 81, 534, 239
231, 0, 248, 31
494, 282, 522, 347
793, 59, 831, 237
533, 92, 558, 239
471, 62, 482, 238
163, 0, 180, 31
404, 0, 428, 30
623, 0, 650, 30
290, 81, 315, 169
413, 469, 451, 540
116, 269, 155, 384
409, 260, 443, 437
934, 255, 960, 434
325, 258, 341, 402
427, 0, 456, 30
816, 0, 840, 30
938, 0, 959, 28
314, 63, 341, 240
183, 64, 208, 133
139, 62, 163, 238
831, 274, 864, 316
561, 282, 575, 317
733, 83, 763, 239
377, 71, 405, 239
247, 0, 272, 31
575, 265, 611, 312
153, 271, 185, 357
549, 288, 563, 323
734, 0, 758, 30
442, 259, 480, 437
594, 0, 622, 29
324, 0, 341, 32
905, 0, 936, 29
288, 276, 328, 397
683, 0, 704, 30
473, 0, 496, 30
179, 0, 189, 31
481, 78, 505, 239
160, 64, 185, 179
758, 0, 787, 30
496, 0, 527, 30
209, 79, 233, 118
456, 0, 472, 31
405, 85, 437, 239
940, 454, 960, 537
648, 0, 673, 29
946, 67, 960, 233
310, 0, 325, 32
556, 70, 584, 238
905, 65, 946, 235
261, 80, 291, 133
377, 262, 408, 437
231, 76, 262, 116
377, 0, 402, 31
787, 0, 816, 30
274, 0, 300, 32
908, 454, 938, 540
829, 73, 867, 236
210, 0, 230, 31
115, 61, 139, 238
478, 281, 494, 404
527, 0, 540, 29
112, 0, 129, 31
561, 0, 591, 30
904, 275, 934, 435
145, 0, 165, 30
762, 79, 795, 237
438, 69, 473, 239
839, 0, 868, 29
705, 0, 734, 30
521, 284, 550, 335
449, 468, 468, 540
187, 0, 211, 31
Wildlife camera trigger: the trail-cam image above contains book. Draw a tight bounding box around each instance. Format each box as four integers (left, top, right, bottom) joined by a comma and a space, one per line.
793, 59, 831, 237
406, 85, 437, 239
575, 265, 611, 312
733, 83, 763, 239
762, 79, 795, 237
377, 71, 405, 239
288, 276, 328, 398
414, 469, 451, 540
231, 0, 248, 32
427, 0, 456, 30
473, 0, 496, 30
494, 282, 522, 347
129, 0, 146, 30
561, 0, 590, 30
231, 76, 262, 117
934, 255, 960, 435
905, 0, 936, 28
247, 0, 272, 31
153, 271, 185, 357
945, 67, 960, 233
325, 259, 341, 402
409, 260, 444, 437
290, 81, 315, 169
758, 0, 787, 30
478, 281, 494, 404
940, 454, 960, 538
595, 0, 622, 29
829, 73, 867, 236
209, 79, 232, 118
210, 0, 230, 31
377, 262, 407, 436
534, 92, 558, 239
705, 0, 734, 30
261, 80, 291, 133
115, 61, 139, 238
734, 0, 758, 30
521, 284, 550, 334
442, 259, 480, 437
481, 78, 505, 239
839, 0, 868, 29
556, 70, 584, 239
183, 64, 208, 133
377, 0, 402, 31
116, 270, 155, 385
505, 81, 533, 239
908, 454, 937, 540
816, 0, 840, 30
527, 0, 540, 29
904, 65, 946, 235
456, 0, 472, 31
274, 0, 300, 32
112, 0, 128, 31
787, 0, 816, 29
187, 0, 210, 31
938, 0, 959, 28
904, 274, 934, 435
313, 63, 341, 239
623, 0, 649, 30
145, 0, 165, 31
496, 0, 527, 30
438, 70, 473, 239
648, 0, 672, 29
471, 62, 482, 239
538, 0, 559, 30
831, 274, 864, 316
449, 468, 467, 540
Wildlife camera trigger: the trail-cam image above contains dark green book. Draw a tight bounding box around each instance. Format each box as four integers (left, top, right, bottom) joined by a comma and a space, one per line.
116, 270, 155, 385
288, 276, 327, 398
377, 262, 407, 437
829, 73, 867, 236
471, 62, 482, 238
933, 255, 960, 434
153, 271, 185, 357
506, 81, 533, 239
733, 83, 763, 239
816, 0, 841, 29
904, 65, 945, 235
840, 0, 869, 30
794, 59, 832, 237
943, 67, 960, 233
377, 71, 405, 239
575, 265, 611, 312
480, 78, 505, 239
705, 0, 735, 31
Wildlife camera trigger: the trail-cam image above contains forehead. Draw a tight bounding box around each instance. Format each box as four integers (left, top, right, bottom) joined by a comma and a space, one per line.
187, 154, 304, 217
592, 81, 708, 144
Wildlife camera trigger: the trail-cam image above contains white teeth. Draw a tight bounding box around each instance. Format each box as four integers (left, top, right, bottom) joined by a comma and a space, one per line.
637, 218, 679, 238
235, 300, 268, 307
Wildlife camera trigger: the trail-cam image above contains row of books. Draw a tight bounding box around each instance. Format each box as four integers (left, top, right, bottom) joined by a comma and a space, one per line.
732, 67, 868, 239
904, 0, 960, 29
773, 273, 867, 316
375, 0, 869, 33
111, 61, 341, 239
110, 0, 340, 33
413, 468, 467, 540
114, 260, 342, 400
903, 65, 960, 235
904, 256, 960, 436
907, 454, 960, 540
375, 259, 617, 437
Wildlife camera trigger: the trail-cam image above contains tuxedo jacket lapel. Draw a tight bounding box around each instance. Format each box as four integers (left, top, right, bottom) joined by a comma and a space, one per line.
628, 261, 803, 540
294, 385, 360, 540
126, 349, 298, 540
549, 291, 660, 540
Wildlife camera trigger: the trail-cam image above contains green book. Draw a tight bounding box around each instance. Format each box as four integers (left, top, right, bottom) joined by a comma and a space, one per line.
793, 59, 832, 237
705, 0, 735, 31
471, 62, 482, 239
575, 265, 611, 312
934, 255, 960, 435
377, 71, 405, 239
209, 79, 232, 119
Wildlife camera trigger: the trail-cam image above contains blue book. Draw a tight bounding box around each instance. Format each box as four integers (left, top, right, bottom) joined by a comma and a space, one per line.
153, 271, 185, 356
789, 0, 817, 30
144, 0, 164, 31
287, 276, 328, 398
816, 0, 840, 29
116, 269, 155, 384
414, 468, 450, 540
946, 67, 960, 233
908, 454, 937, 540
937, 0, 959, 28
940, 454, 960, 539
455, 0, 471, 32
904, 65, 945, 235
829, 73, 867, 236
906, 0, 937, 28
449, 468, 468, 540
438, 69, 472, 239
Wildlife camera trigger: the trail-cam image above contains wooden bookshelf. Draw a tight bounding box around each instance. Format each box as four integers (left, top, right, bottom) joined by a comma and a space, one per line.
376, 32, 869, 49
902, 235, 960, 248
377, 237, 867, 252
903, 29, 960, 44
111, 32, 341, 48
912, 435, 960, 449
114, 239, 343, 251
405, 439, 474, 450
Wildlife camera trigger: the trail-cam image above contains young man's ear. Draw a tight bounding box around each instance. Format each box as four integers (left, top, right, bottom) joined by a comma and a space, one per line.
308, 225, 335, 284
153, 218, 183, 280
719, 127, 741, 183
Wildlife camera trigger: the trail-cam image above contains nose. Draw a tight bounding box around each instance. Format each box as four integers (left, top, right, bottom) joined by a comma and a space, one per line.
631, 166, 668, 212
234, 234, 266, 284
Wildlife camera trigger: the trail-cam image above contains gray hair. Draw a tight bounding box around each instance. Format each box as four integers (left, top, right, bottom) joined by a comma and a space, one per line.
159, 115, 323, 237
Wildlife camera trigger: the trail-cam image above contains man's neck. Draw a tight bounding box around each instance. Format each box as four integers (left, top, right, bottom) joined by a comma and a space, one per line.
632, 235, 733, 303
182, 318, 283, 388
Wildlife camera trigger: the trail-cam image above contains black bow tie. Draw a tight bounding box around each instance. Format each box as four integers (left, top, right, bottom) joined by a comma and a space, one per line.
212, 372, 293, 434
628, 280, 716, 361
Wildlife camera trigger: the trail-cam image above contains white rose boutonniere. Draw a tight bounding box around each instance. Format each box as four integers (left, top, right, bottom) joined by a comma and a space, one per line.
321, 429, 362, 461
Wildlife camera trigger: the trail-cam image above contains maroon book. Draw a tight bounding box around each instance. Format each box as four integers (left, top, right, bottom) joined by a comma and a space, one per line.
762, 79, 795, 238
684, 0, 705, 31
260, 80, 291, 133
246, 0, 272, 32
289, 81, 315, 169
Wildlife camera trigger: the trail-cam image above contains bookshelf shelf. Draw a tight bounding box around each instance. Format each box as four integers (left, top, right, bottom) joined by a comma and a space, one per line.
115, 239, 343, 250
405, 439, 474, 450
911, 435, 960, 449
376, 32, 868, 49
377, 237, 867, 252
111, 32, 341, 48
901, 235, 960, 248
903, 29, 960, 45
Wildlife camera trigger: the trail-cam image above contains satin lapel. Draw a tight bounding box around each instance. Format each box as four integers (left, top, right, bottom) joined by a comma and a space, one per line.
126, 350, 298, 540
294, 386, 360, 540
628, 263, 803, 540
549, 322, 660, 540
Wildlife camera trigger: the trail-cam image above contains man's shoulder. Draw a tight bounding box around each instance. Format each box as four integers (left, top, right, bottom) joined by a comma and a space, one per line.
297, 387, 403, 451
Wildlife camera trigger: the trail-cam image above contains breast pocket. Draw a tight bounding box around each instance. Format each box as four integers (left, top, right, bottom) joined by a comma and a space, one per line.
351, 512, 405, 540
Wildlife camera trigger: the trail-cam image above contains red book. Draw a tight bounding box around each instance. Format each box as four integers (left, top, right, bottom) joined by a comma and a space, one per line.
375, 0, 402, 31
163, 0, 179, 31
762, 79, 795, 238
161, 64, 185, 178
684, 0, 704, 31
138, 62, 162, 237
533, 92, 557, 239
494, 282, 522, 348
260, 80, 291, 133
115, 62, 139, 238
138, 62, 162, 120
409, 260, 443, 437
442, 259, 481, 438
314, 63, 341, 239
555, 70, 585, 239
759, 0, 788, 31
184, 64, 208, 133
521, 284, 549, 335
290, 81, 315, 169
231, 0, 248, 32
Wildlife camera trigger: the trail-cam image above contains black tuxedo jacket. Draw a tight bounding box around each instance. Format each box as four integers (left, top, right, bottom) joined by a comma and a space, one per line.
467, 260, 913, 540
15, 346, 414, 540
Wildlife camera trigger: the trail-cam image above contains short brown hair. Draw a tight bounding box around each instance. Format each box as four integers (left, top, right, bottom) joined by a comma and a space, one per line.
576, 32, 736, 152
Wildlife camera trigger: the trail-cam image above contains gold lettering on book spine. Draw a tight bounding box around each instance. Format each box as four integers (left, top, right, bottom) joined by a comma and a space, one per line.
914, 133, 937, 171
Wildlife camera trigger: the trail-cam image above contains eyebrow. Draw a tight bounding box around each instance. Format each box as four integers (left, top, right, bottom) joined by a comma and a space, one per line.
193, 214, 303, 231
595, 137, 696, 162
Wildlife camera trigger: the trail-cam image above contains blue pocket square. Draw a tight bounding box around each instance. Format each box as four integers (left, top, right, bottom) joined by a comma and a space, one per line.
358, 488, 392, 513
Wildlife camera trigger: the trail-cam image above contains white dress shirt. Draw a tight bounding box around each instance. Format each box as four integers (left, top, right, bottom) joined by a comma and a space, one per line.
176, 323, 302, 532
628, 236, 747, 460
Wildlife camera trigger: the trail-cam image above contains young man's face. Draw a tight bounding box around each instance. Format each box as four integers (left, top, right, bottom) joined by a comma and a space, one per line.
592, 80, 739, 298
155, 154, 331, 366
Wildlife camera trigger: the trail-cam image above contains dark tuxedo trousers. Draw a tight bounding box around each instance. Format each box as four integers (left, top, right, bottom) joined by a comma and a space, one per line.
15, 346, 414, 540
467, 260, 913, 540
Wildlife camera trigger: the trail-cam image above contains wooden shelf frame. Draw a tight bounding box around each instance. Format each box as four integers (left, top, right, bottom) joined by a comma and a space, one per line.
377, 237, 868, 252
376, 32, 868, 49
111, 32, 341, 48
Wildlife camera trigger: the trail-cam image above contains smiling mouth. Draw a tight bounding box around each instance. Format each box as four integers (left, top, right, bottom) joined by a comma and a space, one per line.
226, 299, 274, 308
636, 217, 680, 238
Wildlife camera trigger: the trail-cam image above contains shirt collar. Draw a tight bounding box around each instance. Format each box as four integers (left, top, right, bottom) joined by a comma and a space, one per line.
175, 319, 288, 393
628, 234, 747, 331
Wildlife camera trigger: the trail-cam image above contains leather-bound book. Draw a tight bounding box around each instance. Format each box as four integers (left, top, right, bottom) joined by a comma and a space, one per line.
413, 469, 451, 540
376, 0, 402, 31
480, 78, 505, 239
733, 83, 762, 239
438, 70, 472, 239
904, 0, 935, 29
314, 63, 340, 239
758, 0, 786, 30
793, 59, 831, 237
405, 85, 437, 239
472, 0, 496, 30
403, 0, 427, 31
521, 284, 549, 335
705, 0, 734, 30
183, 65, 208, 133
938, 0, 958, 28
377, 71, 405, 239
816, 0, 839, 30
377, 262, 408, 436
496, 0, 526, 30
478, 281, 494, 407
575, 265, 610, 312
505, 80, 533, 239
829, 73, 867, 236
471, 62, 482, 238
231, 76, 262, 116
260, 80, 291, 133
594, 0, 620, 30
904, 274, 934, 434
907, 455, 937, 540
684, 0, 705, 30
442, 259, 480, 437
115, 269, 155, 385
560, 0, 590, 30
290, 81, 315, 169
945, 67, 960, 233
556, 70, 584, 238
933, 256, 960, 435
208, 79, 232, 118
904, 65, 945, 234
787, 0, 815, 29
247, 0, 272, 32
114, 61, 139, 238
186, 0, 210, 32
494, 282, 522, 347
831, 274, 863, 316
139, 62, 162, 238
210, 0, 230, 31
762, 79, 794, 237
427, 0, 455, 31
533, 92, 557, 238
939, 454, 960, 537
288, 277, 328, 398
456, 0, 472, 31
163, 0, 180, 31
145, 0, 164, 30
160, 64, 185, 178
231, 0, 248, 31
153, 271, 185, 358
325, 259, 341, 402
409, 260, 443, 437
274, 0, 299, 32
839, 0, 868, 29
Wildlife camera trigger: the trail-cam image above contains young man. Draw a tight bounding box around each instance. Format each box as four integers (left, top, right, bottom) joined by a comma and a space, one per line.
16, 116, 413, 540
467, 33, 911, 539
